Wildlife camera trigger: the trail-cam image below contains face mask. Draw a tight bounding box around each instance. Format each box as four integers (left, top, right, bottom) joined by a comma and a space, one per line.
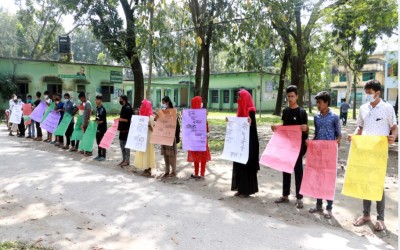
64, 98, 69, 103
44, 95, 48, 99
17, 99, 21, 102
27, 99, 31, 102
365, 94, 377, 103
119, 101, 123, 105
161, 103, 167, 110
13, 96, 17, 100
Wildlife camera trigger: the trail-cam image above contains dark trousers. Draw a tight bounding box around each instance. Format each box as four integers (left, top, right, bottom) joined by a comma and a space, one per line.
35, 121, 42, 137
363, 191, 385, 221
340, 112, 348, 125
96, 131, 106, 157
282, 152, 304, 199
65, 123, 75, 146
317, 199, 333, 211
18, 117, 25, 136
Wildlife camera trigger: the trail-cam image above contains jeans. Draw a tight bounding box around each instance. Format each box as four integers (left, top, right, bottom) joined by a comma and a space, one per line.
317, 199, 333, 211
282, 152, 304, 199
35, 121, 42, 137
65, 123, 75, 146
340, 112, 348, 125
28, 121, 36, 137
119, 140, 130, 162
96, 131, 106, 157
18, 117, 25, 136
363, 191, 385, 221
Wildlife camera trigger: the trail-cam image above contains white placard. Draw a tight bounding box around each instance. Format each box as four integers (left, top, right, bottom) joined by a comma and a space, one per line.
9, 105, 23, 124
126, 115, 149, 152
221, 117, 250, 164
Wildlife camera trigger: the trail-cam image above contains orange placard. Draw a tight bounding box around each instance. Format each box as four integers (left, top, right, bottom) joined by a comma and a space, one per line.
23, 103, 32, 125
150, 109, 177, 146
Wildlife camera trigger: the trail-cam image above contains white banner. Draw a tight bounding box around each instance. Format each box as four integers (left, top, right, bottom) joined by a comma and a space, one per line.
9, 105, 23, 124
221, 117, 250, 164
126, 115, 149, 152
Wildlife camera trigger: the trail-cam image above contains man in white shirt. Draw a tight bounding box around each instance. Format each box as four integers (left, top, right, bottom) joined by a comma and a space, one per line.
8, 94, 17, 136
349, 80, 397, 231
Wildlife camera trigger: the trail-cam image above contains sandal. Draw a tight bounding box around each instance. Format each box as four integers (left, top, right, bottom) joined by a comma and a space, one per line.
120, 161, 129, 167
234, 192, 241, 197
167, 173, 176, 177
353, 216, 371, 226
141, 170, 151, 177
160, 173, 169, 179
324, 210, 333, 219
295, 199, 304, 209
275, 197, 289, 203
374, 220, 386, 231
309, 207, 323, 213
190, 174, 200, 179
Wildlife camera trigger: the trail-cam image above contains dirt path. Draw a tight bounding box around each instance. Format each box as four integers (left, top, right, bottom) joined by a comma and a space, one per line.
0, 120, 397, 249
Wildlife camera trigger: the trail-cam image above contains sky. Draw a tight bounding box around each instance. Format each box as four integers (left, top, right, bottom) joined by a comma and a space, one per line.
0, 0, 398, 53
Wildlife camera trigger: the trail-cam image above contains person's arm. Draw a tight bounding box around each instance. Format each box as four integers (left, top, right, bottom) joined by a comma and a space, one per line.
335, 115, 342, 146
388, 125, 398, 144
301, 110, 309, 133
313, 116, 317, 140
97, 108, 106, 125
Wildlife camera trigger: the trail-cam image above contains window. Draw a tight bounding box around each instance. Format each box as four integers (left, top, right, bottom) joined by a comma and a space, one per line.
47, 84, 62, 95
77, 84, 86, 93
101, 85, 114, 102
223, 90, 229, 103
339, 73, 347, 82
211, 90, 219, 103
388, 62, 398, 77
17, 82, 29, 102
362, 72, 375, 81
233, 88, 252, 103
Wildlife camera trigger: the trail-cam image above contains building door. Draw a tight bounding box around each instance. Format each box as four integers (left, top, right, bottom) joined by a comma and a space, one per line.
16, 82, 29, 102
47, 84, 62, 96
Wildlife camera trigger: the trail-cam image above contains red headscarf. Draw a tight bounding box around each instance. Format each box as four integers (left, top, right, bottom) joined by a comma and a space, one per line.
237, 89, 256, 117
139, 99, 153, 116
191, 96, 202, 109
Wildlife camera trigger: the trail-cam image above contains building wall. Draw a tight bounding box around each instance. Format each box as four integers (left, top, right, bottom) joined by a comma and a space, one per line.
385, 51, 398, 106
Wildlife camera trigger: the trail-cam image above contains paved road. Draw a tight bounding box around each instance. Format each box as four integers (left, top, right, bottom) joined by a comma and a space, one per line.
0, 131, 394, 250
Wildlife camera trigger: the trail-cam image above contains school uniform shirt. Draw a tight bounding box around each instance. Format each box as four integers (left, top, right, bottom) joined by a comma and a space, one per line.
118, 103, 133, 141
33, 99, 41, 108
56, 102, 64, 119
314, 109, 341, 140
357, 99, 397, 136
82, 101, 92, 127
64, 100, 75, 124
96, 105, 107, 133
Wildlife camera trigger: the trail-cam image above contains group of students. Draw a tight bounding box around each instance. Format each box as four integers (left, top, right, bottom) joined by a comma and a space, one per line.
6, 79, 397, 232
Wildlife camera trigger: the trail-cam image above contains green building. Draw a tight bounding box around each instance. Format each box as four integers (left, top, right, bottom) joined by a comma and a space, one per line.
0, 57, 280, 113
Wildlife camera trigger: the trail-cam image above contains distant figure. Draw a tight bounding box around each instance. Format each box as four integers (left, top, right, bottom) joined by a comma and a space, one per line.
76, 66, 86, 77
340, 98, 351, 126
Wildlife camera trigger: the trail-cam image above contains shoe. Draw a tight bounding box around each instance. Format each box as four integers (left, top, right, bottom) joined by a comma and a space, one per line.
69, 147, 77, 152
17, 135, 25, 138
84, 152, 93, 156
98, 157, 106, 161
54, 142, 60, 146
62, 145, 69, 150
26, 136, 32, 139
50, 141, 55, 144
35, 137, 42, 141
93, 156, 101, 160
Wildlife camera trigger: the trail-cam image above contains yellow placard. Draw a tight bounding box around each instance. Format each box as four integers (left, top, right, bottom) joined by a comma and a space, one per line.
342, 135, 388, 201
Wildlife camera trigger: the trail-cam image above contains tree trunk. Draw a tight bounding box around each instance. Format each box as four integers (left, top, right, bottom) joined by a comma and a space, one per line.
194, 47, 203, 96
344, 65, 352, 102
352, 72, 357, 119
201, 44, 210, 108
306, 68, 312, 113
273, 45, 291, 116
146, 0, 154, 100
132, 57, 144, 109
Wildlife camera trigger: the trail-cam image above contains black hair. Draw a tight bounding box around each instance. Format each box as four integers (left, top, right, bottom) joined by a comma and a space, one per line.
44, 90, 49, 95
162, 96, 174, 108
315, 91, 331, 106
364, 79, 382, 92
28, 95, 32, 98
56, 93, 62, 97
120, 95, 128, 102
286, 85, 298, 95
64, 93, 70, 98
36, 91, 41, 98
95, 95, 102, 100
17, 95, 22, 99
78, 92, 86, 98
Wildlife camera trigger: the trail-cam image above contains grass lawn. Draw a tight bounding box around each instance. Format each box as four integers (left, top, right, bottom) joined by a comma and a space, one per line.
0, 241, 51, 250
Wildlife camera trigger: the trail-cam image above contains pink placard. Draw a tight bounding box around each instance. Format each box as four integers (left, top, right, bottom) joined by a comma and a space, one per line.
300, 140, 338, 200
259, 125, 302, 174
99, 119, 119, 150
23, 103, 32, 125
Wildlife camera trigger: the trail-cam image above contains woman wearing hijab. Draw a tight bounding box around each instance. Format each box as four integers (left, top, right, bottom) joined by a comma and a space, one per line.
188, 96, 211, 179
133, 99, 156, 177
231, 89, 260, 197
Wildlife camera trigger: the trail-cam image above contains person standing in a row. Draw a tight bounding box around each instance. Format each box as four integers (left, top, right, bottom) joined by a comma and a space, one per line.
94, 95, 107, 161
62, 93, 77, 150
231, 89, 259, 198
118, 95, 133, 167
79, 92, 93, 156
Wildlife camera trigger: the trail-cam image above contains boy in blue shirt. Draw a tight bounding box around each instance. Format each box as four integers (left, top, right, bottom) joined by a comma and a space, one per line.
308, 91, 341, 219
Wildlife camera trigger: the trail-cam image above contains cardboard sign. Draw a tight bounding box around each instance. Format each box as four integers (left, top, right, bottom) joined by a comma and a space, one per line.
150, 109, 177, 146
182, 109, 207, 151
126, 115, 150, 152
221, 117, 250, 164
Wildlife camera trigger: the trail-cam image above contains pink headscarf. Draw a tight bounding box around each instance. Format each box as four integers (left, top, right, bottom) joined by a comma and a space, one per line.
191, 96, 202, 109
139, 99, 153, 116
237, 89, 256, 117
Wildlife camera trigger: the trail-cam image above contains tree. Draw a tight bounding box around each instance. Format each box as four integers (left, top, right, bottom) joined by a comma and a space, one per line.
0, 8, 19, 58
0, 73, 17, 101
14, 0, 80, 60
69, 0, 147, 109
329, 0, 397, 118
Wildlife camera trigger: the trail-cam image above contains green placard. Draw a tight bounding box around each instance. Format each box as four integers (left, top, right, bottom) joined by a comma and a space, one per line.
71, 115, 83, 140
40, 102, 55, 123
23, 116, 31, 122
78, 121, 98, 152
110, 70, 123, 84
54, 113, 73, 136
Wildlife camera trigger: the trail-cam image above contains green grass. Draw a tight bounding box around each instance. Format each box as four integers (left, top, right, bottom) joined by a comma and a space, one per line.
208, 139, 225, 151
0, 241, 52, 250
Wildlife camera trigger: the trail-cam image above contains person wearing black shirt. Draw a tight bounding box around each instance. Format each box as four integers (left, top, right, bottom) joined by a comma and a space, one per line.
94, 95, 107, 161
272, 85, 309, 209
118, 95, 133, 167
33, 92, 43, 141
